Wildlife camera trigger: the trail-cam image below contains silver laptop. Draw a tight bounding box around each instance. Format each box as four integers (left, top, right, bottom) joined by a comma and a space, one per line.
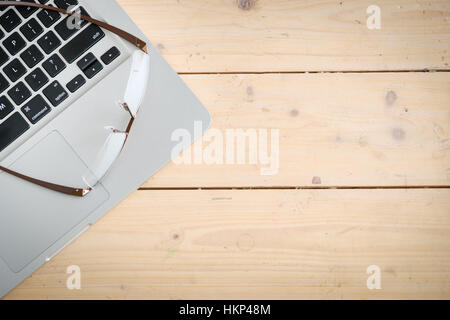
0, 0, 210, 297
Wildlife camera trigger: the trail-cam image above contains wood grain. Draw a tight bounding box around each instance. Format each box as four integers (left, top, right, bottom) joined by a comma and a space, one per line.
6, 189, 450, 300
141, 72, 450, 188
117, 0, 450, 73
4, 0, 450, 301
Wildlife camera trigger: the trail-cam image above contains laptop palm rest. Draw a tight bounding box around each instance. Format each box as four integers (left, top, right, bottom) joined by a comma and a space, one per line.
0, 131, 109, 273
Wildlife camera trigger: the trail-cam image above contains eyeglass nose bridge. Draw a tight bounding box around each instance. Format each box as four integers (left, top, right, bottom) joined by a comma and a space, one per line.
105, 126, 128, 135
119, 102, 135, 118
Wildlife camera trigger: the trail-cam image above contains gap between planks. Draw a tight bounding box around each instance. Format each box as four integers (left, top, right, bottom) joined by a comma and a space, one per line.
139, 185, 450, 191
177, 69, 450, 75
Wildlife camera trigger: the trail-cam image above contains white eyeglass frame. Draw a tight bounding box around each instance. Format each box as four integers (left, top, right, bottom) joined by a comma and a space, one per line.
82, 50, 150, 190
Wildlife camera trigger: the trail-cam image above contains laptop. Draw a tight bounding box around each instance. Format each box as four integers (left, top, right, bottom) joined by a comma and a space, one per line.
0, 0, 210, 297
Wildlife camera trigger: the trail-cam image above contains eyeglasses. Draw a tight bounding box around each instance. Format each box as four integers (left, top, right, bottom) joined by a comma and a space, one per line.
0, 1, 150, 197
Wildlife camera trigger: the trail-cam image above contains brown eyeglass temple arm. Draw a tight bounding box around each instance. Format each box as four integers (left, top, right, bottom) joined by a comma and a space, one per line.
0, 164, 91, 197
0, 114, 135, 197
0, 1, 148, 53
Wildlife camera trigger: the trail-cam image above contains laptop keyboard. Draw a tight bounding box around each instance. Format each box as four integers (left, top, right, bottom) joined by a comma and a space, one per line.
0, 0, 122, 154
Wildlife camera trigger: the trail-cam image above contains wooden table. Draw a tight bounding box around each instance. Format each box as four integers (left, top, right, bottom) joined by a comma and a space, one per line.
5, 0, 450, 300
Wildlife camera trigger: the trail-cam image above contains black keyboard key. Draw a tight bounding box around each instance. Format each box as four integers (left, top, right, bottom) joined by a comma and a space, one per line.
101, 47, 121, 65
21, 95, 51, 124
42, 54, 66, 78
55, 6, 89, 40
0, 47, 9, 68
3, 58, 27, 82
77, 52, 96, 71
20, 18, 44, 41
0, 29, 4, 40
0, 112, 30, 152
60, 24, 105, 64
66, 74, 85, 93
16, 0, 39, 19
43, 81, 68, 106
8, 82, 31, 106
83, 60, 103, 79
0, 96, 14, 120
25, 68, 49, 91
37, 6, 61, 28
0, 9, 22, 32
54, 0, 78, 9
37, 31, 61, 54
0, 74, 9, 94
20, 44, 44, 68
3, 32, 26, 56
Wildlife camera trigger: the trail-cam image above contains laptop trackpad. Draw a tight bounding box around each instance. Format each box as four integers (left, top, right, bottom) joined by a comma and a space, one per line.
0, 131, 109, 273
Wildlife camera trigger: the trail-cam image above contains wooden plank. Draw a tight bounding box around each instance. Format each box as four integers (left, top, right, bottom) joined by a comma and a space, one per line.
141, 72, 450, 188
118, 0, 450, 73
6, 189, 450, 300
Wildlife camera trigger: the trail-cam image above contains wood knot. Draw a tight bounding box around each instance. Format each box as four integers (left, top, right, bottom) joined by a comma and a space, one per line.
237, 0, 256, 10
385, 90, 397, 106
312, 176, 322, 185
392, 128, 406, 140
237, 234, 255, 251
